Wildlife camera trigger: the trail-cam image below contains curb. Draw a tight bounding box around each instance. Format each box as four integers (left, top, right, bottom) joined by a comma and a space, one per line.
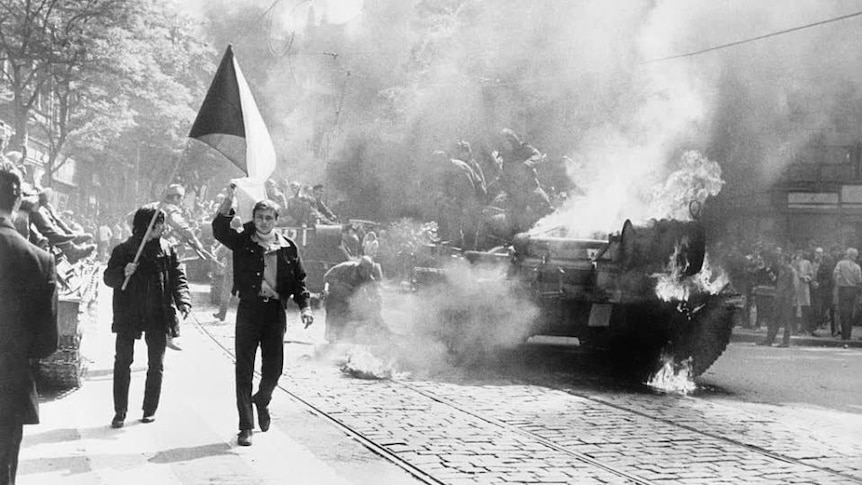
731, 329, 862, 348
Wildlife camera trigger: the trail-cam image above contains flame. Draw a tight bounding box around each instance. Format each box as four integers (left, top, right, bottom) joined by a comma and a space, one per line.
646, 354, 696, 395
339, 346, 406, 380
653, 248, 729, 302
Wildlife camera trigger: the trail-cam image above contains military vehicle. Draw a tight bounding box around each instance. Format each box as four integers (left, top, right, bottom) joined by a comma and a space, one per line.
414, 217, 740, 378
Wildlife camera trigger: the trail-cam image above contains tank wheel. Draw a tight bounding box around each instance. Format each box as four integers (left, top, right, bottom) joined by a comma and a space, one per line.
668, 295, 737, 376
603, 304, 674, 382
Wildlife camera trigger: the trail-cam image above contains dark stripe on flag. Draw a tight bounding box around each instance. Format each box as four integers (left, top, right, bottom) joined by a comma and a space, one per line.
189, 45, 244, 141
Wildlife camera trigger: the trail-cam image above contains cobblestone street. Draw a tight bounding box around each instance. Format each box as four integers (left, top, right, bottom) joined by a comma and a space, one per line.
198, 286, 862, 485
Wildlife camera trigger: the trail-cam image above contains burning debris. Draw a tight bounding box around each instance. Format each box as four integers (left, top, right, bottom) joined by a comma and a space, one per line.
339, 346, 407, 380
646, 355, 697, 395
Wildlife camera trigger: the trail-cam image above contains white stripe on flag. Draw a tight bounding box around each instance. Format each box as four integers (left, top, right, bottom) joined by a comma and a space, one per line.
232, 57, 276, 181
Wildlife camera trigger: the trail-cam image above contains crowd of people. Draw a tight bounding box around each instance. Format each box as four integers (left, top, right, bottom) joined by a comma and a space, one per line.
716, 240, 859, 344
430, 128, 570, 251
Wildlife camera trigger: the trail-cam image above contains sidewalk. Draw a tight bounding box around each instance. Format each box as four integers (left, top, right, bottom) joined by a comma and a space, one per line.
16, 282, 422, 485
731, 325, 862, 348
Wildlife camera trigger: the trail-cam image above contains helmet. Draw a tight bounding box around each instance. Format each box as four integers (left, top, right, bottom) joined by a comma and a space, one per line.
165, 184, 185, 199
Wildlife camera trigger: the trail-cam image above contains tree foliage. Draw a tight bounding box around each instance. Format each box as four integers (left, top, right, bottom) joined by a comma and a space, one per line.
0, 0, 214, 210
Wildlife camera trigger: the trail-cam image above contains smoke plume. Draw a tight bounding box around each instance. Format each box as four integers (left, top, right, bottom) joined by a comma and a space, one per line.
197, 1, 861, 229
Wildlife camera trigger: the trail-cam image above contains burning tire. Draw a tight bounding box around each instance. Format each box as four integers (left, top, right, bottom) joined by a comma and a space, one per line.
602, 294, 737, 380
664, 293, 739, 377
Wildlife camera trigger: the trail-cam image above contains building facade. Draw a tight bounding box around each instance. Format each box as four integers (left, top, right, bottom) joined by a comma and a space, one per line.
719, 141, 862, 249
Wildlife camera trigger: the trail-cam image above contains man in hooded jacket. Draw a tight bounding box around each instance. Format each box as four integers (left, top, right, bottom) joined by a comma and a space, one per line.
104, 204, 191, 429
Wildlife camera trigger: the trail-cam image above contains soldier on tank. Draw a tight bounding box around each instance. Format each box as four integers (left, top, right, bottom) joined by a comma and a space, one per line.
160, 184, 214, 261
431, 150, 484, 249
498, 129, 553, 234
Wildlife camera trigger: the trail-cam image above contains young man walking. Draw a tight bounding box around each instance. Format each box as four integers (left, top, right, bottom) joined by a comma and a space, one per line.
212, 186, 314, 446
103, 204, 191, 428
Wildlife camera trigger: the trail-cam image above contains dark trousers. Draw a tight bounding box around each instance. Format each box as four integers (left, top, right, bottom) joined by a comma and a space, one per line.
823, 289, 837, 335
765, 297, 794, 345
797, 305, 812, 333
235, 299, 286, 431
837, 287, 857, 341
0, 422, 22, 485
113, 330, 167, 416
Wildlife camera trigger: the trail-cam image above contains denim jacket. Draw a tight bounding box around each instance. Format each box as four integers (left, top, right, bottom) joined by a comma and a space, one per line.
212, 212, 310, 310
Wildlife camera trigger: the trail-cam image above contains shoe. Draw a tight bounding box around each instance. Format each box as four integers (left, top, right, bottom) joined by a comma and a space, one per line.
756, 341, 772, 346
111, 413, 126, 428
72, 234, 93, 244
253, 396, 271, 432
213, 311, 226, 322
777, 343, 790, 348
62, 242, 96, 264
237, 429, 253, 446
166, 337, 182, 351
141, 413, 156, 423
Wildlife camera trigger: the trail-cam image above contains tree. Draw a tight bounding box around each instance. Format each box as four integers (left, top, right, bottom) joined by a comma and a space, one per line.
0, 0, 214, 207
0, 0, 123, 155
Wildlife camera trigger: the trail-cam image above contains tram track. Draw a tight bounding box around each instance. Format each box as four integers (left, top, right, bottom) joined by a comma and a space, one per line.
553, 386, 862, 483
192, 313, 860, 485
404, 374, 862, 484
191, 315, 449, 485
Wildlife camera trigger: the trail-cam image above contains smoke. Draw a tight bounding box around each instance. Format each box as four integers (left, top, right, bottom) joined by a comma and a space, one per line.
414, 258, 538, 355
333, 257, 539, 376
197, 1, 862, 230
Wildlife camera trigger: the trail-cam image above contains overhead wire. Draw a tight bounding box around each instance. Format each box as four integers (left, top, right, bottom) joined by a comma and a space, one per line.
643, 9, 862, 64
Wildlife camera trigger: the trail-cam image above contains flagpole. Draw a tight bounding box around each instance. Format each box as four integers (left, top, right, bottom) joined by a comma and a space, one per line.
120, 144, 188, 291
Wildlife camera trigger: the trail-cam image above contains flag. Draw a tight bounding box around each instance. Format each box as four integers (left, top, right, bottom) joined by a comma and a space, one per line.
189, 45, 276, 181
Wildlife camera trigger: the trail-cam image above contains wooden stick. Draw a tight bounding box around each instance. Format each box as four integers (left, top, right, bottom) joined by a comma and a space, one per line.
120, 149, 186, 291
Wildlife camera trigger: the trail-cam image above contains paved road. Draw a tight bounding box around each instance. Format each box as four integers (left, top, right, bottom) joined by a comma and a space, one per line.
205, 302, 862, 484
20, 281, 862, 484
699, 343, 862, 414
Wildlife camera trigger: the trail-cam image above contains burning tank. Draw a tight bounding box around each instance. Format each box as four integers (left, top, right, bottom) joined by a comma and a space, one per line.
419, 216, 741, 378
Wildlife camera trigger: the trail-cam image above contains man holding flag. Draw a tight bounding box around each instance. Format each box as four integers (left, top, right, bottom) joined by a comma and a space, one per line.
192, 45, 314, 446
212, 187, 314, 446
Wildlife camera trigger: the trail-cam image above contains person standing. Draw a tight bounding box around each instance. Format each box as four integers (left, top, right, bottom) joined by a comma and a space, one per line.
110, 218, 124, 250
212, 187, 314, 447
792, 250, 813, 335
211, 216, 241, 323
97, 219, 113, 261
811, 247, 832, 333
103, 204, 191, 428
0, 162, 59, 485
161, 184, 214, 261
758, 253, 798, 347
311, 184, 338, 224
833, 247, 862, 341
361, 231, 379, 260
339, 224, 361, 260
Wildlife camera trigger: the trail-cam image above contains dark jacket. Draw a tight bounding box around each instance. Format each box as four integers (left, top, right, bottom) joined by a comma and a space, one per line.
212, 212, 310, 310
816, 255, 836, 292
774, 262, 799, 305
0, 216, 58, 425
103, 236, 190, 337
